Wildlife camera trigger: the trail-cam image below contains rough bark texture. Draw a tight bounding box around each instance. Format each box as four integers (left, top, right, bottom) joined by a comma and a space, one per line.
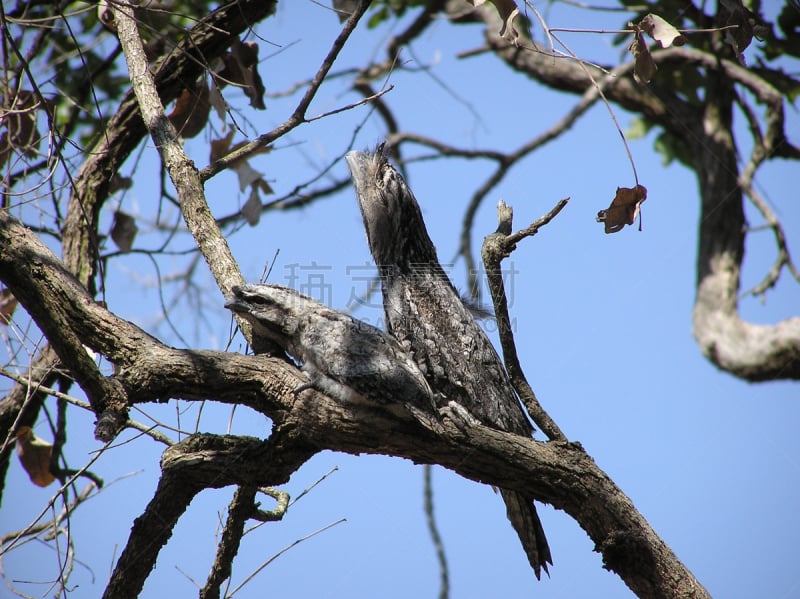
0, 192, 709, 598
449, 1, 799, 382
690, 74, 800, 380
63, 0, 277, 292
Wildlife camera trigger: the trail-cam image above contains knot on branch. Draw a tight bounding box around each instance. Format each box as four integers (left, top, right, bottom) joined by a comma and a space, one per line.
599, 529, 657, 580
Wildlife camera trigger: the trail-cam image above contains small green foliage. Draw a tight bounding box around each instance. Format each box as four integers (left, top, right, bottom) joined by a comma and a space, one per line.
366, 0, 430, 28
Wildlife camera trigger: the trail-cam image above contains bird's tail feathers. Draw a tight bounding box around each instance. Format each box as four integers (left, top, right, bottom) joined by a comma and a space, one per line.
500, 488, 552, 580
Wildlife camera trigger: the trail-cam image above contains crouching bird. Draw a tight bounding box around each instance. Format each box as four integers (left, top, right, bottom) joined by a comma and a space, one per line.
225, 283, 434, 415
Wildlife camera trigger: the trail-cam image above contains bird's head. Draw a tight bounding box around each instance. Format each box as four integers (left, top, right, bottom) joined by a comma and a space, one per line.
224, 284, 304, 343
345, 144, 437, 269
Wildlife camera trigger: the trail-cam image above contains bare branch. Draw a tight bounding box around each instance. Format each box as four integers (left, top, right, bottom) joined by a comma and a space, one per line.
113, 0, 244, 297
199, 0, 375, 182
104, 431, 315, 599
201, 485, 257, 599
423, 464, 450, 599
481, 199, 570, 441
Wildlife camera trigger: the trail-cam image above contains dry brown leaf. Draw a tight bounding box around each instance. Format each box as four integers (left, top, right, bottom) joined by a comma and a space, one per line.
168, 80, 210, 139
256, 178, 273, 195
208, 82, 228, 125
596, 185, 648, 234
111, 210, 138, 253
234, 161, 264, 192
719, 0, 758, 65
467, 0, 521, 41
0, 288, 18, 325
218, 39, 266, 110
210, 131, 273, 191
241, 185, 262, 226
97, 0, 116, 32
332, 0, 359, 22
109, 173, 133, 195
210, 131, 273, 201
629, 31, 657, 84
0, 90, 43, 169
638, 14, 687, 48
209, 129, 236, 163
16, 426, 56, 487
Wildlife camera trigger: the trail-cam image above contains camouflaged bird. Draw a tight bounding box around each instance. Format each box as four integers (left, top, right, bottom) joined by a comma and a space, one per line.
225, 284, 434, 414
346, 146, 552, 579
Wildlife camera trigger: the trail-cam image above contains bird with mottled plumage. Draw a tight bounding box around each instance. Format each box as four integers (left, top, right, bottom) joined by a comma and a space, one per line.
346, 146, 552, 579
225, 284, 434, 414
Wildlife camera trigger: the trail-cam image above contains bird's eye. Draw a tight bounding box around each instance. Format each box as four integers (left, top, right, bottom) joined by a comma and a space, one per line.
248, 295, 271, 306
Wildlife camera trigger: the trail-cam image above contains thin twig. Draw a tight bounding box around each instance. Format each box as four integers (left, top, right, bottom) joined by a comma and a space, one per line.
423, 464, 449, 599
456, 56, 637, 293
199, 0, 375, 182
227, 518, 346, 596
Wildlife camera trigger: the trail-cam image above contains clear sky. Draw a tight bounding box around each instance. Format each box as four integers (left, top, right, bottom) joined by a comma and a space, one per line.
3, 2, 799, 598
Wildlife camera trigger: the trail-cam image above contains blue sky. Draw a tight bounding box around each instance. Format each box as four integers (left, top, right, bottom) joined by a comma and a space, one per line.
2, 1, 799, 598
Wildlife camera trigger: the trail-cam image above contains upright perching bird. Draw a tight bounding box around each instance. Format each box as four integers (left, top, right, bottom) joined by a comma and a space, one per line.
345, 146, 552, 579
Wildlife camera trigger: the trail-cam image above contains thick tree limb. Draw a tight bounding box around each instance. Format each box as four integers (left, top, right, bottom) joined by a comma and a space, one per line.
1, 192, 708, 597
449, 1, 800, 382
63, 0, 278, 292
103, 432, 316, 599
691, 78, 800, 380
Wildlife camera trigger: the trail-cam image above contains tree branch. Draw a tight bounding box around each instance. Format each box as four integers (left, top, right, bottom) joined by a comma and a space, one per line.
481, 199, 569, 441
201, 485, 258, 599
690, 71, 800, 381
0, 203, 709, 595
113, 0, 245, 309
63, 0, 278, 292
199, 0, 375, 182
103, 431, 316, 599
452, 1, 800, 382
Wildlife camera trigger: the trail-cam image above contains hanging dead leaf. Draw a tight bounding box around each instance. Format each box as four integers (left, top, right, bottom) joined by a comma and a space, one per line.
241, 184, 262, 226
596, 185, 648, 234
467, 0, 521, 41
108, 173, 133, 195
218, 39, 266, 110
0, 90, 44, 169
16, 426, 55, 487
256, 178, 273, 195
629, 31, 657, 84
210, 129, 236, 163
210, 131, 273, 197
168, 80, 210, 139
111, 210, 138, 252
718, 0, 760, 65
234, 161, 264, 192
0, 288, 18, 324
208, 82, 228, 125
332, 0, 359, 22
638, 14, 687, 48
